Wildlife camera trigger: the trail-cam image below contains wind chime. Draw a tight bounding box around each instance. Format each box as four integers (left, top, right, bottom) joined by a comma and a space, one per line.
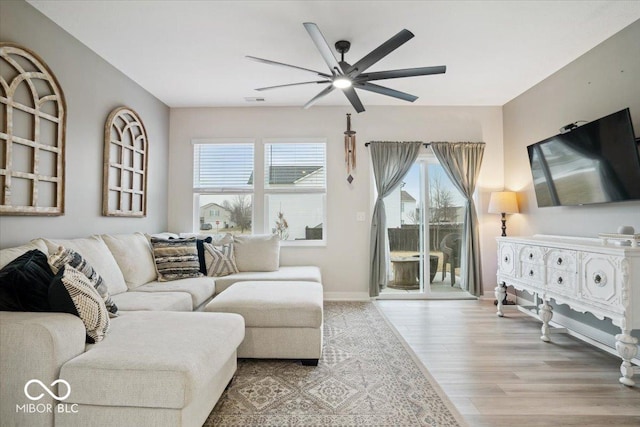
344, 113, 356, 183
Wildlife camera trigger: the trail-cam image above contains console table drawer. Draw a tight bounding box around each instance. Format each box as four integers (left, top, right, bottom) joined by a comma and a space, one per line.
519, 245, 543, 264
546, 249, 576, 272
547, 269, 577, 296
581, 254, 622, 310
518, 262, 543, 284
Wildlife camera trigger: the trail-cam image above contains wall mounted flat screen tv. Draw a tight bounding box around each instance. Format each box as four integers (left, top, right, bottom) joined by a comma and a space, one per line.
527, 108, 640, 207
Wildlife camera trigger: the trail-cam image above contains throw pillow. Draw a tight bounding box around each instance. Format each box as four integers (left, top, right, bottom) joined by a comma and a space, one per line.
196, 236, 213, 274
196, 233, 232, 275
150, 237, 202, 281
233, 234, 280, 272
0, 249, 53, 312
48, 247, 119, 317
203, 242, 239, 277
49, 265, 110, 343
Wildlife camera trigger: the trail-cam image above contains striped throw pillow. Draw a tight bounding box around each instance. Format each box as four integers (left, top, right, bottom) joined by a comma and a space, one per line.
203, 242, 238, 277
150, 237, 202, 281
48, 246, 119, 317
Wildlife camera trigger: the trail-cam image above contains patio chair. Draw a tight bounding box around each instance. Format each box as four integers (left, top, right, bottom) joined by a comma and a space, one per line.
440, 233, 461, 286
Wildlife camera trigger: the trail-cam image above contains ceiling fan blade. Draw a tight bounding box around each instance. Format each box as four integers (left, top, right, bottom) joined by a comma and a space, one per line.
342, 86, 365, 113
356, 82, 418, 102
256, 81, 331, 91
303, 85, 335, 109
357, 66, 447, 82
303, 23, 343, 76
347, 29, 414, 76
246, 56, 331, 78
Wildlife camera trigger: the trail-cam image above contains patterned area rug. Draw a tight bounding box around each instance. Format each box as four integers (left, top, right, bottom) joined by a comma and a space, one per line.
205, 301, 464, 426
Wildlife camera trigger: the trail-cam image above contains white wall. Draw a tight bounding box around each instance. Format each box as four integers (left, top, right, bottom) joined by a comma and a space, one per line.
0, 0, 170, 248
169, 106, 503, 297
504, 20, 640, 237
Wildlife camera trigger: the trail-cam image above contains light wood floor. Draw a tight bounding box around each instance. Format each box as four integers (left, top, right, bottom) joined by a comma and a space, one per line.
376, 299, 640, 427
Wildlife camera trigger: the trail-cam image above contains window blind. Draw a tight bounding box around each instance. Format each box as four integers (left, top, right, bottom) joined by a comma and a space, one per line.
193, 143, 254, 191
264, 142, 326, 190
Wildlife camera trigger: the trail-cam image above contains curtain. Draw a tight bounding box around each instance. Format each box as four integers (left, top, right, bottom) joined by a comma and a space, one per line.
430, 142, 485, 296
369, 141, 422, 297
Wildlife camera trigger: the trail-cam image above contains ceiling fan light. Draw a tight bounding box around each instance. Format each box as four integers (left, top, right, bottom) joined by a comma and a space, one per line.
333, 78, 352, 89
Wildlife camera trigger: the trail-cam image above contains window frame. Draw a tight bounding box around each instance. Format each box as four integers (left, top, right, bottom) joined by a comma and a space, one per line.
191, 138, 255, 234
191, 137, 327, 246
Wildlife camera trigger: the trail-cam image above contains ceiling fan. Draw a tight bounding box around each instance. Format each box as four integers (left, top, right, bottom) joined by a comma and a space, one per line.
247, 22, 446, 113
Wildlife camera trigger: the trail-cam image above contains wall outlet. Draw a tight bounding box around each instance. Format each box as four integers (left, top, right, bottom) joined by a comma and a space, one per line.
356, 212, 366, 222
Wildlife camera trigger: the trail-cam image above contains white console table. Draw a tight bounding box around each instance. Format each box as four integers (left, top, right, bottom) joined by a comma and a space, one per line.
495, 235, 640, 386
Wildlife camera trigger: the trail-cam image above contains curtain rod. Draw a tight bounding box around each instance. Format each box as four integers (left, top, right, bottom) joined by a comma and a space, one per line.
364, 142, 431, 147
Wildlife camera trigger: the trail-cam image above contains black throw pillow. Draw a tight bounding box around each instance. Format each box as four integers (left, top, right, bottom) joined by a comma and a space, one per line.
196, 237, 213, 274
48, 266, 76, 316
0, 249, 53, 312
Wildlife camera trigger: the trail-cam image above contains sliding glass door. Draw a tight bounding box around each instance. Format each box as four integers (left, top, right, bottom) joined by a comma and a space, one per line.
380, 153, 471, 298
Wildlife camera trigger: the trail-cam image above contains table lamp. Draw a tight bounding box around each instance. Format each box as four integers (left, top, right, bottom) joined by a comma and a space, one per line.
488, 191, 519, 237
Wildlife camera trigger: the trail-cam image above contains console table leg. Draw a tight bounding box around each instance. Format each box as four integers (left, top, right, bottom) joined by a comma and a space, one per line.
539, 300, 553, 342
615, 330, 639, 387
495, 282, 506, 317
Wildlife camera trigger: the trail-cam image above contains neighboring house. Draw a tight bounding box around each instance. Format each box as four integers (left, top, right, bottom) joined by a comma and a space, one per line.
385, 187, 403, 228
386, 187, 418, 227
248, 165, 324, 186
400, 190, 417, 225
200, 202, 234, 229
268, 165, 323, 186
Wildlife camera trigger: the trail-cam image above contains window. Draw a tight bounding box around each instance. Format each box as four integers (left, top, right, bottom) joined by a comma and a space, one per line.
264, 139, 326, 243
192, 138, 326, 244
193, 140, 254, 235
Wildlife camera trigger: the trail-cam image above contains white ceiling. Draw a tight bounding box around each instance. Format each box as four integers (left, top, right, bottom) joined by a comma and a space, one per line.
27, 1, 640, 109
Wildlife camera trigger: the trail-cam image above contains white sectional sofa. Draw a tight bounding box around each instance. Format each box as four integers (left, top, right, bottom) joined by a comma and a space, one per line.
0, 232, 323, 427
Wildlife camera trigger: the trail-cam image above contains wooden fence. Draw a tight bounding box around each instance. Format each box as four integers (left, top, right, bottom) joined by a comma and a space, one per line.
388, 224, 463, 252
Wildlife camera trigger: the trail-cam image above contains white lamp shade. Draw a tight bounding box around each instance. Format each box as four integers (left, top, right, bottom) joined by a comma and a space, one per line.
488, 191, 519, 214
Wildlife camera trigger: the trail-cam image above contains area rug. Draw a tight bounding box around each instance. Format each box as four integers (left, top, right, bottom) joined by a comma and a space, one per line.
205, 301, 465, 426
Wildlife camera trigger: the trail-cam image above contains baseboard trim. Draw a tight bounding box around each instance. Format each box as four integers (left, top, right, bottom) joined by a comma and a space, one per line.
323, 292, 370, 301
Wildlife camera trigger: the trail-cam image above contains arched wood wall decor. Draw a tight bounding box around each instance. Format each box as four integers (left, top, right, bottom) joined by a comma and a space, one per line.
0, 42, 66, 215
103, 107, 148, 217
